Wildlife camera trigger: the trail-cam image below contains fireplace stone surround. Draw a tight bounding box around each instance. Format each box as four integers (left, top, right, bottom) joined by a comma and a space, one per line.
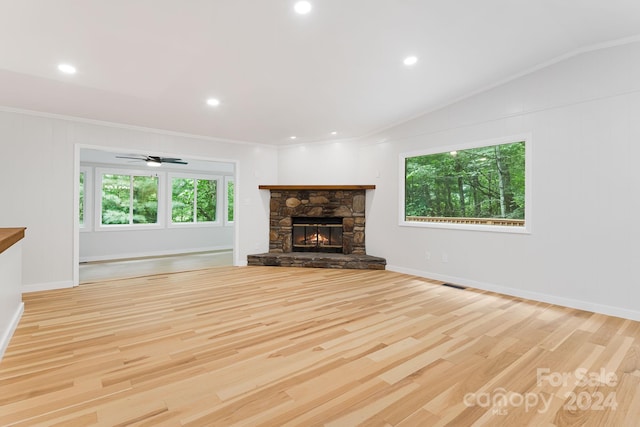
247, 185, 386, 270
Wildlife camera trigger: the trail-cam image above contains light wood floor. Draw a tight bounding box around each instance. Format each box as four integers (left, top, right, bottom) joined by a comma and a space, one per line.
1, 267, 639, 426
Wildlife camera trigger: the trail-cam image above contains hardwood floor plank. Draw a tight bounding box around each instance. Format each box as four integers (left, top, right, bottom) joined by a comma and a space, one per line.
1, 266, 638, 426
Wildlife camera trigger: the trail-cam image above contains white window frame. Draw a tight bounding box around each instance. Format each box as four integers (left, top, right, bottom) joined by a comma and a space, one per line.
79, 166, 93, 232
399, 134, 532, 234
168, 173, 223, 228
224, 176, 235, 226
95, 167, 165, 231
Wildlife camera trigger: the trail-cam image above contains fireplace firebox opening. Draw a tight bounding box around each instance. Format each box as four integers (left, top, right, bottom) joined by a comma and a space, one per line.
292, 217, 343, 253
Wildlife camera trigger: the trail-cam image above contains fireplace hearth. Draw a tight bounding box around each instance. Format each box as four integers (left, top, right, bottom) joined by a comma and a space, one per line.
247, 185, 386, 270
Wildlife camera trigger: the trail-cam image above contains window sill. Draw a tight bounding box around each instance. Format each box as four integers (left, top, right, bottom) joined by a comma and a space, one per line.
167, 222, 222, 229
399, 220, 531, 234
95, 224, 164, 232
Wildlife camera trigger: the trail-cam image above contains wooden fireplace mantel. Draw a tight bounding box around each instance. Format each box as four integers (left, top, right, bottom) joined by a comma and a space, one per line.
259, 185, 375, 191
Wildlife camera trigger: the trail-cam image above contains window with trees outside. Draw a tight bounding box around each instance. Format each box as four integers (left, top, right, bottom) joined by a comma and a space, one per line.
79, 167, 92, 230
226, 177, 234, 224
402, 138, 528, 231
100, 173, 159, 225
171, 175, 220, 224
79, 171, 85, 226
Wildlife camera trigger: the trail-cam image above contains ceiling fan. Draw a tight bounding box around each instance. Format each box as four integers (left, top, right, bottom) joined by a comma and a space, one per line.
116, 155, 188, 167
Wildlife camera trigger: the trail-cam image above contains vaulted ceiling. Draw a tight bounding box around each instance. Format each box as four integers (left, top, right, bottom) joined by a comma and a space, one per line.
1, 0, 639, 145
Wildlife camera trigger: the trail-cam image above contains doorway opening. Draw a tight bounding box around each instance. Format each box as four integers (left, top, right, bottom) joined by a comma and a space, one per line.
75, 146, 237, 285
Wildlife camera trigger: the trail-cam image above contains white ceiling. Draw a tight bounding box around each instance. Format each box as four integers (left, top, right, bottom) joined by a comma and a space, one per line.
1, 0, 639, 145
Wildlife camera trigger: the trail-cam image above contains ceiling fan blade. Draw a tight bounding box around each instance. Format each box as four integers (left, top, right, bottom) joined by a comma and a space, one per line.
165, 160, 188, 164
116, 155, 145, 160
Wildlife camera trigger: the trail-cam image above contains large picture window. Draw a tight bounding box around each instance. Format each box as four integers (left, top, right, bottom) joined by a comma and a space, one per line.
99, 171, 159, 226
402, 137, 529, 231
170, 175, 220, 224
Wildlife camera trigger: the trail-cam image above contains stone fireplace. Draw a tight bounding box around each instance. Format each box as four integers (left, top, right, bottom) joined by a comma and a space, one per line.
247, 185, 386, 270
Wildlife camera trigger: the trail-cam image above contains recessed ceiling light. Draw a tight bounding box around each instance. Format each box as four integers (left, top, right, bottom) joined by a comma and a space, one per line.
403, 56, 418, 66
58, 63, 76, 74
290, 136, 297, 140
206, 98, 220, 107
331, 131, 337, 135
294, 1, 312, 15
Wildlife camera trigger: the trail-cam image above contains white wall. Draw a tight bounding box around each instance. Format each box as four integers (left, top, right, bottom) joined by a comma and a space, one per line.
79, 227, 234, 262
279, 41, 640, 320
0, 111, 277, 290
277, 141, 364, 185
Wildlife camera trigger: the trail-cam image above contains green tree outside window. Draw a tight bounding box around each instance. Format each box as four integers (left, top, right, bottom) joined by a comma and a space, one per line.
405, 141, 525, 225
102, 174, 158, 225
171, 177, 217, 223
79, 172, 85, 225
227, 180, 234, 222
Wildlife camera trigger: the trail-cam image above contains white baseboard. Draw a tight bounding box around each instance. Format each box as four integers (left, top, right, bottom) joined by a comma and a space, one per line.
79, 245, 233, 263
0, 302, 24, 362
386, 265, 640, 322
22, 280, 75, 293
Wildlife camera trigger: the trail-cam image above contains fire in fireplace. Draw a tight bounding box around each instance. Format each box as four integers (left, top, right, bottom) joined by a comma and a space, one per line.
292, 217, 343, 253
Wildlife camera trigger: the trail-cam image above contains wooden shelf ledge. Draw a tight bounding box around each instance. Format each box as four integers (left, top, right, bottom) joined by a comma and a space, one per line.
0, 227, 26, 255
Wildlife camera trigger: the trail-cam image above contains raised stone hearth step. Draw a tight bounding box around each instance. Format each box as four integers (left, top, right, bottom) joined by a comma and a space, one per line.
247, 252, 386, 270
